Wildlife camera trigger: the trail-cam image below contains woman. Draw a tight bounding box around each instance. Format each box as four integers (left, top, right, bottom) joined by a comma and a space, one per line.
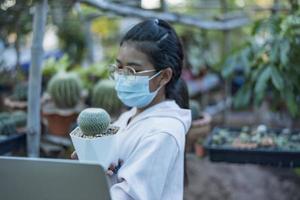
73, 18, 191, 200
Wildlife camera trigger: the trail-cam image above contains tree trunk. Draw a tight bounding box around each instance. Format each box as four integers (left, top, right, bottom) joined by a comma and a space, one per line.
27, 0, 48, 157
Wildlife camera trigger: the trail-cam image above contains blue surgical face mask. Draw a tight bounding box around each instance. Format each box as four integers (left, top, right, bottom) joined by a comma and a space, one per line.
114, 71, 162, 108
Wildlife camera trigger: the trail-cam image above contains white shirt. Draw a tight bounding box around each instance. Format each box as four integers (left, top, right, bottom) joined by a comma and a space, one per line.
109, 100, 191, 200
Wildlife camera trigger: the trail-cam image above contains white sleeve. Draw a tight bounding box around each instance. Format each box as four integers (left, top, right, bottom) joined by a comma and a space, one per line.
110, 132, 179, 200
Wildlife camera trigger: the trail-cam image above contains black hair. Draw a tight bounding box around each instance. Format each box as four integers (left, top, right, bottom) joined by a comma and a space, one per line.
120, 18, 188, 109
120, 18, 190, 187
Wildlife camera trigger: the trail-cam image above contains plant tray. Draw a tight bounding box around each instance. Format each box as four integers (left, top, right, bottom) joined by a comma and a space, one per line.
0, 133, 26, 155
204, 127, 300, 167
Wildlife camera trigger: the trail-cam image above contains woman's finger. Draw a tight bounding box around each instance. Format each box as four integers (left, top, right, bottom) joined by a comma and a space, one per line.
118, 159, 124, 166
70, 151, 78, 160
108, 163, 116, 170
106, 170, 114, 176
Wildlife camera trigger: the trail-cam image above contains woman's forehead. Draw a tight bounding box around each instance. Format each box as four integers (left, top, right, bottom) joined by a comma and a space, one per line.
117, 43, 154, 69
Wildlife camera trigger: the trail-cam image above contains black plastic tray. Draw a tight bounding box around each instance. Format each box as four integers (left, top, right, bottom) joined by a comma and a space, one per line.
204, 127, 300, 167
0, 133, 26, 155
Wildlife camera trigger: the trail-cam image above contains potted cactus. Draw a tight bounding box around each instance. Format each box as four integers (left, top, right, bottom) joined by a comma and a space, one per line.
91, 79, 123, 120
42, 71, 86, 137
4, 83, 28, 111
186, 99, 212, 152
70, 108, 119, 169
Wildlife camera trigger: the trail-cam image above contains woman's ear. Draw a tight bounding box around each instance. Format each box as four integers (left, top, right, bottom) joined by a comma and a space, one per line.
160, 67, 173, 86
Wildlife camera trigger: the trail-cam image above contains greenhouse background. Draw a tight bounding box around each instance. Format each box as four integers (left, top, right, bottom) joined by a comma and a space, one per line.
0, 0, 300, 199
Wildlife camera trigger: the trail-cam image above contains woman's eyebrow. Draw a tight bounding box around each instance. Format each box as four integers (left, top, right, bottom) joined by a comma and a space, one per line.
126, 62, 142, 67
116, 59, 143, 69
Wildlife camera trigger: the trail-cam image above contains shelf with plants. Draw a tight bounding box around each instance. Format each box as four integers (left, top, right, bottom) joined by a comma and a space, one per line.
0, 111, 27, 155
205, 126, 300, 167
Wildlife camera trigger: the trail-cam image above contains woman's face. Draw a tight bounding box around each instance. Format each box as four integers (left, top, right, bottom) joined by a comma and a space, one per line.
116, 42, 162, 92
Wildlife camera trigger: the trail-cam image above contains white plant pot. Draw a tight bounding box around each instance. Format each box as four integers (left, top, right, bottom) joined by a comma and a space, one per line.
70, 127, 118, 170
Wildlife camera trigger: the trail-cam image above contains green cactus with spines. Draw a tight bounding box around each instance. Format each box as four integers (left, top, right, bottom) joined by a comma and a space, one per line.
0, 118, 17, 135
189, 100, 201, 120
11, 111, 27, 127
91, 79, 122, 117
47, 72, 83, 109
77, 108, 111, 137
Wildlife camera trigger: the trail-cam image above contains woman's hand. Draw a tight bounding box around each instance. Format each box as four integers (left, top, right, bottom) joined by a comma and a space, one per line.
107, 159, 123, 176
70, 151, 78, 160
71, 152, 123, 180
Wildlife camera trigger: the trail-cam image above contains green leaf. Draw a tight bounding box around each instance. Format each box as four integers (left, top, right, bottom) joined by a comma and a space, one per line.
233, 85, 251, 108
254, 66, 272, 95
286, 91, 298, 117
240, 47, 251, 75
279, 40, 290, 65
269, 40, 279, 63
222, 56, 237, 78
271, 67, 284, 90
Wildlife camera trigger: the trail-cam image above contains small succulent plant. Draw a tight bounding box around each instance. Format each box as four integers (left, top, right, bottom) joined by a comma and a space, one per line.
11, 111, 27, 127
0, 118, 17, 136
211, 126, 300, 151
77, 108, 111, 137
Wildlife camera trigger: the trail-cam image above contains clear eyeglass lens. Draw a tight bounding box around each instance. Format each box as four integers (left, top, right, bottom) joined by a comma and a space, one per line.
109, 65, 137, 81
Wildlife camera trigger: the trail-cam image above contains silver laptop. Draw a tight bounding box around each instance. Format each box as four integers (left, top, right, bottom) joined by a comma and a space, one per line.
0, 156, 111, 200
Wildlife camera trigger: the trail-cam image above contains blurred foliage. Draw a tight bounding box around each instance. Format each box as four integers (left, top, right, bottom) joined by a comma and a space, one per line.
56, 11, 86, 64
82, 4, 121, 60
175, 25, 220, 75
91, 16, 120, 60
72, 61, 110, 91
43, 54, 110, 91
0, 0, 33, 44
42, 55, 73, 78
222, 9, 300, 117
91, 17, 120, 42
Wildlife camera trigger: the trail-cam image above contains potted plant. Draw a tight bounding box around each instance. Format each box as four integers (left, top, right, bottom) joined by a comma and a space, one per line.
186, 99, 212, 152
4, 82, 28, 111
221, 8, 300, 127
70, 108, 119, 169
42, 71, 86, 137
194, 136, 206, 157
91, 79, 123, 121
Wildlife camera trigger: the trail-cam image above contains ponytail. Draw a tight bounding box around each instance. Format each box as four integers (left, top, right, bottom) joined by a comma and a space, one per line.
166, 78, 189, 109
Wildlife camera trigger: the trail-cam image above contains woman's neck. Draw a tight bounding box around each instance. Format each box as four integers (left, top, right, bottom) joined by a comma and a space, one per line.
134, 91, 166, 117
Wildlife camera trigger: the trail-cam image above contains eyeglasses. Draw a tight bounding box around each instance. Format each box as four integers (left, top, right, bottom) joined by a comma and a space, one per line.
109, 64, 156, 81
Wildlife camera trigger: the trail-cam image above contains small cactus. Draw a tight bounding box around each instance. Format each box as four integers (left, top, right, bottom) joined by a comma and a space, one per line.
0, 118, 17, 135
11, 111, 27, 127
47, 72, 82, 109
77, 108, 111, 137
91, 79, 122, 117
